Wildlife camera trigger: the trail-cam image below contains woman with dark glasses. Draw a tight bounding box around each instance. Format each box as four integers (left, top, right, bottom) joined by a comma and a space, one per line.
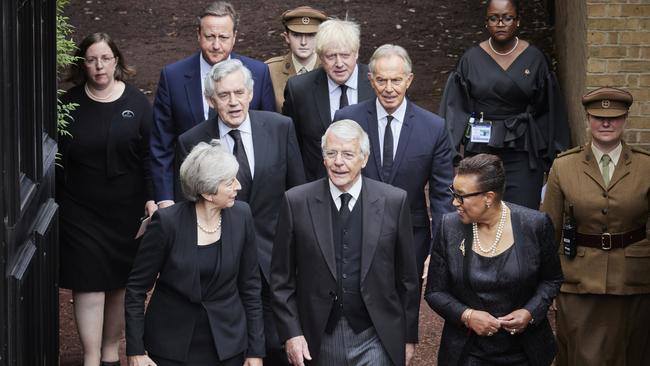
439, 0, 570, 210
425, 154, 563, 365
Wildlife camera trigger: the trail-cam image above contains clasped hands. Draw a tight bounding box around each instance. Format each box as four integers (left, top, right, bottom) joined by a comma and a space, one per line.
462, 308, 532, 337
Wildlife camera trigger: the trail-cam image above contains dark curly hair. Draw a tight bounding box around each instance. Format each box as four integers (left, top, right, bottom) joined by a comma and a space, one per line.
457, 154, 506, 199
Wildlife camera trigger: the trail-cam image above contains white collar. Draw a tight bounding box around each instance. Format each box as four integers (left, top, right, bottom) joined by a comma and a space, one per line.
327, 64, 359, 93
218, 114, 252, 138
591, 142, 622, 165
376, 98, 408, 122
328, 175, 363, 203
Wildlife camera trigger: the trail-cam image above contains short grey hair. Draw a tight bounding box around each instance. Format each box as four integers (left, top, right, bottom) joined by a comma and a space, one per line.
180, 139, 239, 202
369, 44, 413, 75
203, 59, 254, 99
315, 19, 360, 56
321, 119, 370, 158
198, 1, 239, 33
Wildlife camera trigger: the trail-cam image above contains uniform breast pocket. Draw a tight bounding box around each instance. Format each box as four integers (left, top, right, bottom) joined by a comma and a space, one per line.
623, 243, 650, 287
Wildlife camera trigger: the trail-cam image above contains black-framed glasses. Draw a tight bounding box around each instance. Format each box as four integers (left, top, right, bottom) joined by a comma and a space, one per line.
486, 15, 517, 26
448, 185, 487, 205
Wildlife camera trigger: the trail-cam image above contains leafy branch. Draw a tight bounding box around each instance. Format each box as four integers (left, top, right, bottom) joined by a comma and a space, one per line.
56, 0, 78, 138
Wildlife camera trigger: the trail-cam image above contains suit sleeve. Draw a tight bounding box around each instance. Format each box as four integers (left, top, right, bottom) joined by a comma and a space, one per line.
260, 64, 276, 112
270, 193, 302, 343
523, 214, 563, 325
151, 68, 176, 202
173, 137, 191, 202
285, 119, 306, 188
138, 93, 155, 201
238, 206, 266, 357
428, 121, 455, 238
541, 160, 565, 246
424, 216, 471, 328
125, 211, 169, 356
396, 192, 420, 343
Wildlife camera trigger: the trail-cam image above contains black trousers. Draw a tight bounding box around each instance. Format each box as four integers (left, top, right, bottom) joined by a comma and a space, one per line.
262, 275, 291, 366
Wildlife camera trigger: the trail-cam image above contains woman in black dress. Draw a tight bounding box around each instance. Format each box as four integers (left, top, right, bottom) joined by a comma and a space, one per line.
125, 140, 264, 366
57, 33, 156, 366
439, 0, 570, 209
425, 154, 562, 366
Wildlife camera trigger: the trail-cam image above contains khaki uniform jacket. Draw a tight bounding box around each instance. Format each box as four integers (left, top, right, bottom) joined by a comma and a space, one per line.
542, 142, 650, 295
265, 52, 320, 112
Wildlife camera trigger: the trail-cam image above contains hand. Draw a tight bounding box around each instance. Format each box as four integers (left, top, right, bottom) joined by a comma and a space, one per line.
144, 200, 158, 217
468, 310, 501, 337
421, 255, 431, 280
550, 298, 557, 311
128, 355, 157, 366
157, 200, 174, 209
498, 309, 533, 335
285, 335, 312, 366
405, 343, 415, 366
243, 357, 263, 366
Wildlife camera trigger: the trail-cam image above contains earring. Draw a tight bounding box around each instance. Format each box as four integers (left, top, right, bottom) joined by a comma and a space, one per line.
485, 202, 491, 209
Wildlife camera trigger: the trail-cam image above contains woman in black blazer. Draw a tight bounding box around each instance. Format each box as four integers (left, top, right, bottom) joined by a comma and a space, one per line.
425, 154, 562, 366
125, 140, 264, 366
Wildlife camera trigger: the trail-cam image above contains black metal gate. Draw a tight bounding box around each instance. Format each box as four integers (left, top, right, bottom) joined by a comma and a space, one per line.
1, 0, 59, 365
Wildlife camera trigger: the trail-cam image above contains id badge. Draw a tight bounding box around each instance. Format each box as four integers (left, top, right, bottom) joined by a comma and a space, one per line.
470, 123, 491, 143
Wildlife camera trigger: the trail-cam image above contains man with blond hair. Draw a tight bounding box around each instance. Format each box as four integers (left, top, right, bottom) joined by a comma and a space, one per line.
282, 19, 373, 181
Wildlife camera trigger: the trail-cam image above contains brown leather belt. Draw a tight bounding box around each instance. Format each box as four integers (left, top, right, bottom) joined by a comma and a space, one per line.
576, 227, 647, 250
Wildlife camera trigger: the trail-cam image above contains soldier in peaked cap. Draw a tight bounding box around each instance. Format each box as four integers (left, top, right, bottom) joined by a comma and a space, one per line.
265, 6, 327, 112
542, 87, 650, 366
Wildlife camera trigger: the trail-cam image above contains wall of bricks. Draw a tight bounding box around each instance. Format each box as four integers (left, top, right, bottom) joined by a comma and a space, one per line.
554, 0, 650, 150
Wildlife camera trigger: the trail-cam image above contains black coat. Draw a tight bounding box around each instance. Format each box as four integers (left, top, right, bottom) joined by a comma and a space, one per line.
425, 203, 563, 366
125, 201, 264, 361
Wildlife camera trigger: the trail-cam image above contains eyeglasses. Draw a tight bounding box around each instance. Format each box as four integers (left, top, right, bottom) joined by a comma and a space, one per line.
84, 55, 116, 66
323, 149, 359, 161
448, 185, 487, 205
486, 15, 517, 26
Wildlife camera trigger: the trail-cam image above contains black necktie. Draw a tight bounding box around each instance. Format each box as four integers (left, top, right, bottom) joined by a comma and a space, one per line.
339, 84, 349, 109
228, 129, 252, 202
339, 193, 352, 222
382, 115, 394, 182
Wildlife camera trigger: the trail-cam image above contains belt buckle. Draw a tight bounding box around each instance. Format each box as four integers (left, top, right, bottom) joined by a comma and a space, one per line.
601, 233, 612, 250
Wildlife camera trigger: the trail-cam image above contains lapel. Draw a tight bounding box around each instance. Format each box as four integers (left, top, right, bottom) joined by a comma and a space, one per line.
206, 206, 233, 291
581, 143, 607, 190
282, 53, 296, 77
248, 111, 269, 202
509, 205, 527, 304
460, 223, 486, 310
182, 203, 202, 303
365, 101, 384, 179
313, 69, 332, 130
308, 180, 337, 279
185, 53, 205, 126
357, 64, 374, 102
387, 100, 415, 183
608, 143, 632, 190
205, 116, 220, 142
360, 178, 385, 282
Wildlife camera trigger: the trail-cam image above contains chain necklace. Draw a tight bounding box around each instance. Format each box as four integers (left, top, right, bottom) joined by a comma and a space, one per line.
488, 36, 519, 56
197, 215, 222, 234
84, 81, 116, 101
473, 203, 508, 255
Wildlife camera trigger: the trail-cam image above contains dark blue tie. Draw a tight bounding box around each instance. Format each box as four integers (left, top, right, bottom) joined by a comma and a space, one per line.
382, 115, 394, 181
229, 129, 252, 202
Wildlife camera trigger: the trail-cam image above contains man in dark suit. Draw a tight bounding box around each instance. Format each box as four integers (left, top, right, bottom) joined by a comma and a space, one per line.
334, 44, 455, 279
151, 1, 275, 208
177, 59, 305, 366
271, 120, 420, 366
282, 19, 374, 182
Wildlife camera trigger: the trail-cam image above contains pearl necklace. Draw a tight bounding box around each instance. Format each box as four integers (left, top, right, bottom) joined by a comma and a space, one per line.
473, 203, 508, 255
488, 36, 519, 56
84, 82, 116, 101
197, 215, 222, 234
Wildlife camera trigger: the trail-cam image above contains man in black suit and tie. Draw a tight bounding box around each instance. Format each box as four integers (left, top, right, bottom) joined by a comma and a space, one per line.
334, 44, 455, 280
271, 120, 420, 366
177, 59, 305, 365
282, 19, 374, 181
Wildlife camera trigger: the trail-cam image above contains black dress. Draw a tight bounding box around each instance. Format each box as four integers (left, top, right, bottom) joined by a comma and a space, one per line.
440, 45, 570, 209
57, 83, 153, 291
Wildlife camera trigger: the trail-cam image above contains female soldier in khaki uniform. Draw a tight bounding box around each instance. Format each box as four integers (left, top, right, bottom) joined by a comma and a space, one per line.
542, 87, 650, 366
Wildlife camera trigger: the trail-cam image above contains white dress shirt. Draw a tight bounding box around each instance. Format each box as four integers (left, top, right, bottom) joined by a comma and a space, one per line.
218, 115, 255, 178
327, 65, 359, 120
329, 176, 362, 212
376, 99, 407, 164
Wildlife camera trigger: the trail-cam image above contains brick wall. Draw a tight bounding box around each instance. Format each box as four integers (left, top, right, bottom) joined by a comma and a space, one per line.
555, 0, 650, 150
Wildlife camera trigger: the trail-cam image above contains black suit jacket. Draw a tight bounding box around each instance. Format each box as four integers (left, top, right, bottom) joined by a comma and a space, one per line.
424, 203, 563, 366
282, 65, 374, 181
271, 177, 420, 366
176, 110, 305, 281
334, 98, 455, 274
125, 201, 264, 361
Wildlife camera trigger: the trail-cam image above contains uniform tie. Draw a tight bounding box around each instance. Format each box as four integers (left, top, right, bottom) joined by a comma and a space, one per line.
298, 67, 307, 75
339, 84, 349, 109
601, 154, 611, 186
382, 115, 394, 182
228, 129, 252, 201
339, 193, 352, 222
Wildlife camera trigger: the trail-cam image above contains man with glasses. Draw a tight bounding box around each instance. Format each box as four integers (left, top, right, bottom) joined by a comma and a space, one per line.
282, 19, 374, 182
151, 1, 276, 209
334, 44, 455, 281
271, 119, 419, 366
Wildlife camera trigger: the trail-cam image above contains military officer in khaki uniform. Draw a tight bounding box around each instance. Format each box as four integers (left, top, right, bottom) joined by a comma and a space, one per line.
265, 6, 326, 112
542, 87, 650, 366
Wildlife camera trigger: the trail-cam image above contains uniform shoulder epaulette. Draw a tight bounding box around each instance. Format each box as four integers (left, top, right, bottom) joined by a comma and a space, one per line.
557, 145, 583, 158
265, 56, 284, 65
631, 146, 650, 156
